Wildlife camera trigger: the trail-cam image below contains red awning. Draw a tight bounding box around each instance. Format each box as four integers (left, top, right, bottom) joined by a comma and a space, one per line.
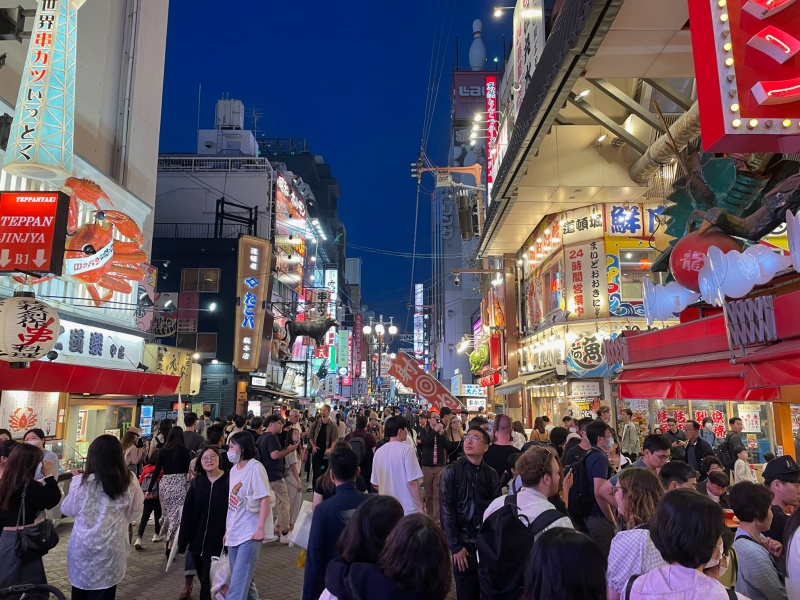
616, 355, 780, 401
0, 361, 181, 396
733, 338, 800, 388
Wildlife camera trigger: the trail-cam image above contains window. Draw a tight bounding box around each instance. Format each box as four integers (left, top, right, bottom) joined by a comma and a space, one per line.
181, 268, 220, 292
542, 264, 562, 315
619, 249, 663, 300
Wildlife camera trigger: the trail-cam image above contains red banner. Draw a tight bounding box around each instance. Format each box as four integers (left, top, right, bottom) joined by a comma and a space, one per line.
479, 372, 500, 387
387, 352, 460, 411
689, 0, 800, 152
0, 191, 69, 274
353, 313, 363, 377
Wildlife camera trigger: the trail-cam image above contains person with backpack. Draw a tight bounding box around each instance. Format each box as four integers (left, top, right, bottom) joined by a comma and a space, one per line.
439, 425, 501, 600
419, 411, 449, 525
479, 446, 574, 600
716, 417, 745, 475
257, 414, 298, 543
346, 415, 377, 492
568, 420, 616, 556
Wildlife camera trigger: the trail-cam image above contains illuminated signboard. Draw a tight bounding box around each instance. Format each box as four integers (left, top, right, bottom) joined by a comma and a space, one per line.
336, 328, 350, 368
353, 313, 363, 377
3, 0, 84, 179
0, 191, 69, 274
689, 0, 800, 152
275, 173, 306, 293
485, 75, 498, 184
234, 235, 272, 372
414, 283, 424, 356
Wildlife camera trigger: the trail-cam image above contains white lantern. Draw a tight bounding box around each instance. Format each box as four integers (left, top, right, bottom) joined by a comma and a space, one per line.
0, 292, 60, 368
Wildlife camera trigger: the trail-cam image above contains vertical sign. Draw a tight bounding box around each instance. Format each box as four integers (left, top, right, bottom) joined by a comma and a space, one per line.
353, 313, 363, 377
513, 0, 546, 116
688, 0, 800, 152
485, 75, 498, 184
234, 236, 272, 372
135, 264, 157, 334
336, 328, 350, 368
4, 0, 85, 179
324, 269, 338, 319
414, 283, 424, 356
565, 242, 608, 318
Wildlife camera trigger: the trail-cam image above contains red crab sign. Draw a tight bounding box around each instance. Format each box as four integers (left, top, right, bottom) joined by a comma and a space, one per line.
14, 177, 148, 307
689, 0, 800, 152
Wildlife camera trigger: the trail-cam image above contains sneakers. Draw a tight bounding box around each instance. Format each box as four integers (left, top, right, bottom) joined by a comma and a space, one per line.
152, 534, 163, 543
279, 534, 291, 545
134, 537, 143, 550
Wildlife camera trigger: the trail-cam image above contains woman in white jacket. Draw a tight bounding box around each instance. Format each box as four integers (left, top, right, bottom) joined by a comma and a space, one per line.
61, 434, 144, 600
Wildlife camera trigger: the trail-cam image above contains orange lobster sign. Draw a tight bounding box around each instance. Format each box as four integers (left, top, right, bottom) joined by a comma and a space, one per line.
0, 191, 69, 275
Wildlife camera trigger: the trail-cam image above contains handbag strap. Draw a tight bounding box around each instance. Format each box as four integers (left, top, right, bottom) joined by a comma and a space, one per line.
16, 482, 29, 527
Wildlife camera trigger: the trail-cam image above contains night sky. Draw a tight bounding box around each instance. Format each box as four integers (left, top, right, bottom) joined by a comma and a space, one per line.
158, 1, 511, 336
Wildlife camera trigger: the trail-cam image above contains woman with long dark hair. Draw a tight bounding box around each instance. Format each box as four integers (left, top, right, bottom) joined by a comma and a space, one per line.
0, 439, 18, 480
148, 418, 173, 461
321, 495, 405, 599
178, 445, 229, 600
284, 427, 303, 527
522, 527, 607, 600
0, 443, 62, 598
528, 417, 549, 443
61, 435, 143, 599
121, 427, 145, 475
148, 425, 190, 554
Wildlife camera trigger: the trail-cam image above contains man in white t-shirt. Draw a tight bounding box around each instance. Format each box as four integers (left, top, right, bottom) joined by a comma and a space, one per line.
371, 415, 424, 515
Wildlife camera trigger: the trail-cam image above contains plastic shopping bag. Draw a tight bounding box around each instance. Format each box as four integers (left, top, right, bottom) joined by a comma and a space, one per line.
286, 500, 313, 550
210, 553, 231, 599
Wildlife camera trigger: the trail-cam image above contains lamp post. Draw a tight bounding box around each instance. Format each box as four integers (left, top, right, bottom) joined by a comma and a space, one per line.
363, 315, 398, 411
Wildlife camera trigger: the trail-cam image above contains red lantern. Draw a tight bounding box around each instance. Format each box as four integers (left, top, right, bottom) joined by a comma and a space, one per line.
669, 230, 742, 292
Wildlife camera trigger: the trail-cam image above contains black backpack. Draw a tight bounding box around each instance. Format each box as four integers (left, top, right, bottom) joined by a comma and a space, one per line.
567, 448, 602, 520
714, 433, 736, 469
476, 494, 564, 600
349, 435, 367, 466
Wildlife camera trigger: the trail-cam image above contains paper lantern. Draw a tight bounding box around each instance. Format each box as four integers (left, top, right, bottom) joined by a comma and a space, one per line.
669, 230, 742, 292
0, 292, 60, 368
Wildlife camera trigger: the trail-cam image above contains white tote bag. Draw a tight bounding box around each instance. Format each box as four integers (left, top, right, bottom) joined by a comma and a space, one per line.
286, 500, 313, 549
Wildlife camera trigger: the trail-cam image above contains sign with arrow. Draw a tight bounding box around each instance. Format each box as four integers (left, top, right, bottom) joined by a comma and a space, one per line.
0, 191, 69, 275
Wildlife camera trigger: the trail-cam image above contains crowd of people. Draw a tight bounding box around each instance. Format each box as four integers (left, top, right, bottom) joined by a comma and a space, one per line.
0, 405, 799, 600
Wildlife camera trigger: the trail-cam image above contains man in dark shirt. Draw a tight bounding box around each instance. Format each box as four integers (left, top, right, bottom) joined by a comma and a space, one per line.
182, 412, 204, 453
345, 415, 377, 491
763, 455, 800, 544
582, 420, 615, 557
419, 412, 448, 524
302, 447, 368, 600
663, 417, 687, 461
258, 415, 298, 541
684, 420, 715, 472
248, 416, 263, 444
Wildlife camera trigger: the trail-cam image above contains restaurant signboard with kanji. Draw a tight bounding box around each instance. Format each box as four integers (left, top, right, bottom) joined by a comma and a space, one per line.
688, 0, 800, 152
234, 236, 272, 372
0, 191, 69, 274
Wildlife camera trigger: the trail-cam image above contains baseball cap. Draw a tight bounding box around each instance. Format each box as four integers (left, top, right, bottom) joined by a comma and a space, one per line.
763, 456, 800, 484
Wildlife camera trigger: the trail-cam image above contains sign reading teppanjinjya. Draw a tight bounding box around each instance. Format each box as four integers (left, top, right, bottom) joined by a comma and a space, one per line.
387, 352, 460, 411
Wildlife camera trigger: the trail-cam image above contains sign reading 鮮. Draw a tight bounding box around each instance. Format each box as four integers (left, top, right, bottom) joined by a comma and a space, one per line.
3, 0, 86, 179
0, 191, 69, 274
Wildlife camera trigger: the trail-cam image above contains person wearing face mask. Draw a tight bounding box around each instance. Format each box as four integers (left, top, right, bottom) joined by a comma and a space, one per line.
700, 418, 718, 447
731, 481, 787, 600
23, 428, 60, 481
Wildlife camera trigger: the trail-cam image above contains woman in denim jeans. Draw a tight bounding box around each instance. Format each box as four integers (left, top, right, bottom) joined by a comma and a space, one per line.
224, 432, 271, 600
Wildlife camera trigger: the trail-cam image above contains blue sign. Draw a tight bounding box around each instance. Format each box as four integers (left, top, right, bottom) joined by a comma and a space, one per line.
374, 376, 384, 387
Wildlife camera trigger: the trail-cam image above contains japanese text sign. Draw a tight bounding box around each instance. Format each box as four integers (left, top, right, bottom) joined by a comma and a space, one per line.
387, 352, 460, 411
485, 75, 498, 184
0, 191, 68, 274
565, 242, 608, 319
353, 313, 363, 377
234, 236, 272, 372
53, 318, 144, 369
4, 0, 82, 179
689, 0, 800, 152
560, 205, 604, 245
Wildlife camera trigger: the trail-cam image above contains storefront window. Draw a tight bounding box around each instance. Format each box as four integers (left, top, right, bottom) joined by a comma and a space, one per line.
735, 402, 772, 463
619, 249, 662, 301
652, 399, 690, 434
691, 401, 728, 439
64, 404, 133, 470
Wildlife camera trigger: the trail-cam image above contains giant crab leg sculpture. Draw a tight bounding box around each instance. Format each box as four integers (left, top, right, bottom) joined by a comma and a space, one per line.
14, 177, 147, 307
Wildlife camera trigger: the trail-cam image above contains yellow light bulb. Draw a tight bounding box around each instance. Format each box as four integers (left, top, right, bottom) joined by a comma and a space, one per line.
730, 103, 740, 112
718, 0, 726, 6
725, 57, 734, 67
732, 119, 741, 128
720, 13, 729, 22
748, 119, 759, 129
723, 42, 732, 52
783, 119, 793, 128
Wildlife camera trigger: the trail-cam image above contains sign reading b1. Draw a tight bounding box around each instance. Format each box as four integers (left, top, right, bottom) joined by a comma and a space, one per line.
0, 191, 69, 275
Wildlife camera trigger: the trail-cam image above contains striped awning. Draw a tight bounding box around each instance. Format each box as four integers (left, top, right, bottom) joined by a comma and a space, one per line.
494, 369, 556, 396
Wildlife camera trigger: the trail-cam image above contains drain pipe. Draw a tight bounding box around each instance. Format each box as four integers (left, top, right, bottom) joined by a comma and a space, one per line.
629, 101, 701, 184
116, 0, 139, 186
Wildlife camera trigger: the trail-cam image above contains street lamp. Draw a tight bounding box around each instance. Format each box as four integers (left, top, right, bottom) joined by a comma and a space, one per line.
363, 315, 398, 411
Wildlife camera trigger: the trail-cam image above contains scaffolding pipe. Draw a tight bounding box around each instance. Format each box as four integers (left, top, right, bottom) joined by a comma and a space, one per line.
629, 102, 701, 184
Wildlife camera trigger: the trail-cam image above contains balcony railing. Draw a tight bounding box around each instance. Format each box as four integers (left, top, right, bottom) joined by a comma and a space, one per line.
157, 155, 272, 172
153, 222, 254, 239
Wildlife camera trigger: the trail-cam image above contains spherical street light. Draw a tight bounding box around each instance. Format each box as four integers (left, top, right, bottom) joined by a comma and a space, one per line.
375, 323, 385, 335
362, 324, 372, 335
388, 324, 398, 335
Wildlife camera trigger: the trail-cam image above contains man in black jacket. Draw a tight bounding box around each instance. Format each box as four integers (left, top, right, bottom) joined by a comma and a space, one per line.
420, 412, 449, 524
440, 425, 500, 600
684, 420, 715, 473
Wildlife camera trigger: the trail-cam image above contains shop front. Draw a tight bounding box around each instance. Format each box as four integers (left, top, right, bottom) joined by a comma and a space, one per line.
614, 288, 800, 460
